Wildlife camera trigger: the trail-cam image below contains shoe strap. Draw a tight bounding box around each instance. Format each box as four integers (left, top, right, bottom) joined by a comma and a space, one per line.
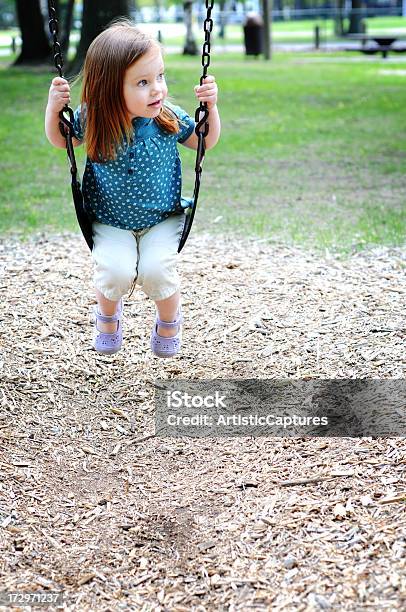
94, 303, 122, 324
156, 311, 183, 329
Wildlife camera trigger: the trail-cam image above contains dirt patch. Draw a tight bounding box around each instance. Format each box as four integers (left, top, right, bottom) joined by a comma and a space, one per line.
0, 231, 405, 610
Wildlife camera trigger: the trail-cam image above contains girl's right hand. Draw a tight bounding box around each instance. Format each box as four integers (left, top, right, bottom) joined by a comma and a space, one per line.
47, 77, 71, 113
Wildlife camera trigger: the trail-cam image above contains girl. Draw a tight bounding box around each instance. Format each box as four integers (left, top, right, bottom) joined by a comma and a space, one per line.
45, 20, 220, 358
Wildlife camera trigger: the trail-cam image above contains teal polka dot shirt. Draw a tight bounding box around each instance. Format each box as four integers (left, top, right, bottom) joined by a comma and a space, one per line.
72, 103, 195, 231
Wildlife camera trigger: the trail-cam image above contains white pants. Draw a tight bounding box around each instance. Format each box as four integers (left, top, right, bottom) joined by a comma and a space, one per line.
92, 214, 184, 302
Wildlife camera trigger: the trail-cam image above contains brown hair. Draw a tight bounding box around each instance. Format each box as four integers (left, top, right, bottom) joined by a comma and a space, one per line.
79, 20, 180, 161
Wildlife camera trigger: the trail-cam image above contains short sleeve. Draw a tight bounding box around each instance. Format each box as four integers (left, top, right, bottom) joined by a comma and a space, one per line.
170, 104, 195, 143
72, 104, 85, 141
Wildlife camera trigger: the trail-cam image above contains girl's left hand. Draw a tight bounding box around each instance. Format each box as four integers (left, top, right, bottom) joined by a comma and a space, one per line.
194, 75, 218, 109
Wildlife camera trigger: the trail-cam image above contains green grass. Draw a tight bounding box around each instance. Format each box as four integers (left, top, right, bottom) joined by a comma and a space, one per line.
0, 51, 405, 255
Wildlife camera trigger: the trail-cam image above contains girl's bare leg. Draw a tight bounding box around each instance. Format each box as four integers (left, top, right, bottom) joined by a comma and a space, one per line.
95, 288, 120, 333
155, 290, 180, 338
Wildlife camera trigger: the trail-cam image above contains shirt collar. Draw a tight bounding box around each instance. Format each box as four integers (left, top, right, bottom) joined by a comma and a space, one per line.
130, 117, 157, 142
131, 117, 153, 129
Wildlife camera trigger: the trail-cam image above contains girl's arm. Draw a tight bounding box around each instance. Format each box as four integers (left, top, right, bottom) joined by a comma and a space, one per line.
182, 75, 220, 151
45, 77, 82, 149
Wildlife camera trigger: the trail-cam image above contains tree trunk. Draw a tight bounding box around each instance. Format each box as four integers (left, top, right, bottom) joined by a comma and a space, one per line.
183, 1, 197, 55
154, 0, 163, 23
61, 0, 76, 56
348, 0, 364, 34
69, 0, 130, 75
334, 0, 345, 36
14, 0, 52, 65
262, 0, 272, 60
218, 0, 226, 39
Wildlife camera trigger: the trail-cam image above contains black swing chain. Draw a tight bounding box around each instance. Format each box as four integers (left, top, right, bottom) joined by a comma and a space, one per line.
194, 0, 214, 172
48, 1, 64, 78
47, 0, 93, 250
177, 0, 215, 252
47, 0, 78, 174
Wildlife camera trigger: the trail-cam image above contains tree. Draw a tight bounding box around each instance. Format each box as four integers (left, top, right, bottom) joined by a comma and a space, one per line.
168, 0, 198, 56
348, 0, 364, 34
0, 0, 16, 29
217, 0, 226, 40
153, 0, 164, 23
14, 0, 51, 65
334, 0, 346, 37
183, 1, 197, 55
262, 0, 272, 60
69, 0, 130, 75
58, 0, 76, 56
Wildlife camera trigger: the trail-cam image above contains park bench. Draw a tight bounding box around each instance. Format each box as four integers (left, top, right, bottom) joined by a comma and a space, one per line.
345, 34, 406, 59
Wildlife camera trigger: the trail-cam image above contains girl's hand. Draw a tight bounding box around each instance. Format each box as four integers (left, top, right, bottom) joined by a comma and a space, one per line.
47, 77, 71, 113
194, 75, 218, 109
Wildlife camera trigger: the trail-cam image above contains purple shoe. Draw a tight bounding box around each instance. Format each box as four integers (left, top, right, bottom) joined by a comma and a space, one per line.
93, 299, 123, 355
150, 309, 183, 358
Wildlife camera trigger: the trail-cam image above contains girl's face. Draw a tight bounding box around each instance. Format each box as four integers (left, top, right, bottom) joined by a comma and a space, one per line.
123, 46, 168, 120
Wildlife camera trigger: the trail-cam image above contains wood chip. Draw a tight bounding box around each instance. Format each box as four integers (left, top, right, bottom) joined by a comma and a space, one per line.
1, 232, 405, 609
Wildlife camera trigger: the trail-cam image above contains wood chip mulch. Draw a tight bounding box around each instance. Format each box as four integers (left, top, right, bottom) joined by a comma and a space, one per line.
0, 231, 405, 611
